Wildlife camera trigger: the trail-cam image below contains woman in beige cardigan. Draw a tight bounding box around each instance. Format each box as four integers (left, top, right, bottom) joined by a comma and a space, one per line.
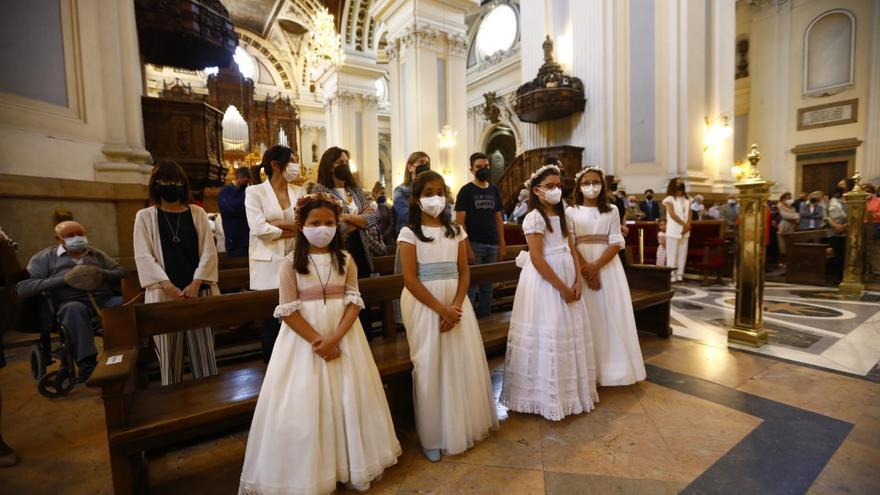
134, 161, 219, 386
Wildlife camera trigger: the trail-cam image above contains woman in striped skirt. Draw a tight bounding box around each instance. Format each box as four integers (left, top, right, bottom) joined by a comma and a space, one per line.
134, 161, 219, 385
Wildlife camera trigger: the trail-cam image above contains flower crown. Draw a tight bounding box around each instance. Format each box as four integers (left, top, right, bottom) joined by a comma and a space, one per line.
574, 165, 604, 183
294, 192, 344, 226
524, 164, 561, 188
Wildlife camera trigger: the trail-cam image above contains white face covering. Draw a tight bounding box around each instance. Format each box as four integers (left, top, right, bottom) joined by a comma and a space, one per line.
419, 196, 447, 218
580, 185, 601, 199
282, 162, 300, 182
301, 226, 336, 248
541, 187, 562, 205
784, 199, 794, 206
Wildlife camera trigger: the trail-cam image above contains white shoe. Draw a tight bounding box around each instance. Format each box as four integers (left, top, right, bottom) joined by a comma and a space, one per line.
423, 448, 441, 462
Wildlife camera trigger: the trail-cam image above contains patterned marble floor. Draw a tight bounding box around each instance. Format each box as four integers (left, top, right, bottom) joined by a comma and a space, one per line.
669, 281, 880, 381
1, 335, 878, 494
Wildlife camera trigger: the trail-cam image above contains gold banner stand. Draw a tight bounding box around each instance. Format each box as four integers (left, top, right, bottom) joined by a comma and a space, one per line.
839, 171, 868, 298
728, 144, 773, 347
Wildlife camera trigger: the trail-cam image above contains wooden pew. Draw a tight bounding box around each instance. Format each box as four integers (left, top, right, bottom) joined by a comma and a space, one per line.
783, 230, 832, 285
90, 257, 672, 494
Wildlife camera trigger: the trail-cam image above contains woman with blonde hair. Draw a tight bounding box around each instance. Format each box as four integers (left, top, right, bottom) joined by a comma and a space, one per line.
392, 151, 431, 236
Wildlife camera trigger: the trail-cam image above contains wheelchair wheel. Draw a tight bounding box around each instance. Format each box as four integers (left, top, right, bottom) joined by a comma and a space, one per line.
30, 344, 48, 381
37, 370, 75, 399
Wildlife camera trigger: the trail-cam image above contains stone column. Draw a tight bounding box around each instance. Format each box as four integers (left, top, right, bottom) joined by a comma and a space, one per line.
839, 172, 868, 298
729, 144, 773, 348
706, 0, 736, 191
318, 59, 384, 188
370, 0, 476, 191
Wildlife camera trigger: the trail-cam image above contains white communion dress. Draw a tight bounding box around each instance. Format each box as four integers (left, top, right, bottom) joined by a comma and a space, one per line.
501, 211, 598, 421
567, 204, 647, 386
239, 252, 401, 495
398, 225, 498, 454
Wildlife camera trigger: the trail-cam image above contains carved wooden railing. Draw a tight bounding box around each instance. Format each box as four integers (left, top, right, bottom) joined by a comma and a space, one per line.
498, 145, 584, 213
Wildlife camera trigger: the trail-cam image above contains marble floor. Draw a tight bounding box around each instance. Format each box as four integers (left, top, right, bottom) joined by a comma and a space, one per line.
669, 281, 880, 380
1, 333, 879, 494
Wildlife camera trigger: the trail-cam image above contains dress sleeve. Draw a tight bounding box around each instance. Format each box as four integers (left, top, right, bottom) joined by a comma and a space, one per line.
661, 196, 674, 207
457, 225, 469, 242
273, 256, 303, 318
522, 211, 546, 235
397, 226, 418, 245
343, 254, 365, 309
607, 207, 625, 247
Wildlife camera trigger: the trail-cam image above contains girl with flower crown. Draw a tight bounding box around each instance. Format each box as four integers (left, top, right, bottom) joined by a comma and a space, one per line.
239, 193, 400, 495
398, 170, 498, 462
568, 167, 646, 387
501, 163, 598, 421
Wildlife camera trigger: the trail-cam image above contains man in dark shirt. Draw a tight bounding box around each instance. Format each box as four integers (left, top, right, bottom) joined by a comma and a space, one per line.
455, 152, 506, 318
639, 189, 661, 221
217, 167, 251, 257
16, 221, 123, 381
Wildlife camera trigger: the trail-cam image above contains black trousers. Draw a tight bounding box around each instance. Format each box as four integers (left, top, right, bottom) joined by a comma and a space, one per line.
828, 236, 846, 283
346, 233, 373, 337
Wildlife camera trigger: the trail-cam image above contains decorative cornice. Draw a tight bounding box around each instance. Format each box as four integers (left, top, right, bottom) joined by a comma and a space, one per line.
385, 22, 469, 60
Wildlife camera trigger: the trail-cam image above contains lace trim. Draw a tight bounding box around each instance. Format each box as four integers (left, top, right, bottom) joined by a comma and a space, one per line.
500, 396, 596, 422
273, 300, 303, 318
345, 290, 365, 309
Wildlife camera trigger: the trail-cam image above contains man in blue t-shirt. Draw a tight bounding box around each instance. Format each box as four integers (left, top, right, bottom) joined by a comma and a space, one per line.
455, 152, 506, 318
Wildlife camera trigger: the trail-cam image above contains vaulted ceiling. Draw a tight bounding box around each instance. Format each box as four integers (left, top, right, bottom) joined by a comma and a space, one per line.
222, 0, 343, 37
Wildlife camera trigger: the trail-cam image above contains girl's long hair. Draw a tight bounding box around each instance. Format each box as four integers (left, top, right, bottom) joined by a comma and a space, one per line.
527, 166, 568, 236
407, 170, 460, 242
292, 194, 346, 275
666, 177, 689, 199
573, 167, 612, 214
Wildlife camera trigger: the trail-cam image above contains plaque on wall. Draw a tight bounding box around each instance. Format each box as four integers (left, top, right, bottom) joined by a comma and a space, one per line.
797, 99, 858, 130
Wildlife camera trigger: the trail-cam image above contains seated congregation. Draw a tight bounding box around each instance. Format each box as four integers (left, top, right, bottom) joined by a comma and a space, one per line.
12, 147, 678, 494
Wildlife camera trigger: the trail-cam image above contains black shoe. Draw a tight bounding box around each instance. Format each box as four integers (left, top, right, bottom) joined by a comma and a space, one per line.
77, 355, 98, 383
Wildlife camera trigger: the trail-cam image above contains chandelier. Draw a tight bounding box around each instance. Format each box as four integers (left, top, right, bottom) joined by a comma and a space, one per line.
437, 125, 457, 149
305, 7, 345, 70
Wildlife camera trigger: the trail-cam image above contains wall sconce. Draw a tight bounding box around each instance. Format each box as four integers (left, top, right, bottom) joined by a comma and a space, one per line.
438, 125, 457, 149
704, 113, 733, 151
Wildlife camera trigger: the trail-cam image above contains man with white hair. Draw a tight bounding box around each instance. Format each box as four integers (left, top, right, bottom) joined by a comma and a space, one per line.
16, 221, 124, 382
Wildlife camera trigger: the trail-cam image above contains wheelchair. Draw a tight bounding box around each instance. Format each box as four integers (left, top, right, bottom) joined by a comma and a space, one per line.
26, 293, 103, 399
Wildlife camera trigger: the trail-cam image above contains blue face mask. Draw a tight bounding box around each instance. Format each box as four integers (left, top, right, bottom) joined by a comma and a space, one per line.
63, 235, 89, 253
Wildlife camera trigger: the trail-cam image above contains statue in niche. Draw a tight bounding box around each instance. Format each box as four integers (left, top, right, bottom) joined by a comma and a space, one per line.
483, 92, 501, 124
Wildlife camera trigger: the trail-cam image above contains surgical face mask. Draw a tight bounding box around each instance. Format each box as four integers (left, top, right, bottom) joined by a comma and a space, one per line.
413, 163, 430, 176
377, 195, 387, 204
333, 163, 352, 181
645, 194, 654, 200
419, 196, 446, 217
282, 163, 300, 182
63, 235, 89, 253
157, 184, 184, 203
302, 226, 336, 248
541, 187, 562, 205
784, 199, 794, 206
474, 167, 491, 182
580, 184, 601, 199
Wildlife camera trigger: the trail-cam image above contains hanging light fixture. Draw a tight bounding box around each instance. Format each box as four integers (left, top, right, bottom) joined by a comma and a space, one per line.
438, 124, 457, 149
305, 7, 345, 71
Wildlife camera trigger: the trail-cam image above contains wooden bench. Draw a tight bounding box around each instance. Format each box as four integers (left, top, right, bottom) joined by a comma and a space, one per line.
783, 230, 832, 285
89, 261, 524, 494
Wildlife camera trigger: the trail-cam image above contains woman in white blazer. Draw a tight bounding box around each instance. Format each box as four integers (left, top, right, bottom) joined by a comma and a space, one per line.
245, 145, 305, 361
134, 161, 219, 386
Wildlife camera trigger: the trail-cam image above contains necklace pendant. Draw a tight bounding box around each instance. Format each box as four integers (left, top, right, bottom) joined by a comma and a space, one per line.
172, 235, 180, 243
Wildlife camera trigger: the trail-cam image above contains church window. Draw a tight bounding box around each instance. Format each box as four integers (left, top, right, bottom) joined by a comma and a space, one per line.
803, 10, 855, 96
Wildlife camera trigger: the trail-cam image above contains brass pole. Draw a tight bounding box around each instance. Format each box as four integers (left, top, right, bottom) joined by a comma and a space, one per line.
638, 228, 645, 264
728, 144, 773, 347
839, 171, 867, 298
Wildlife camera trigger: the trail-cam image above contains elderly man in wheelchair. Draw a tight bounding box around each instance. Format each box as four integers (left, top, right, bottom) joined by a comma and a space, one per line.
16, 221, 124, 393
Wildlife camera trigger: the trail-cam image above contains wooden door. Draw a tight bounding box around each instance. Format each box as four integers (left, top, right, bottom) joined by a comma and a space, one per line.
801, 161, 847, 195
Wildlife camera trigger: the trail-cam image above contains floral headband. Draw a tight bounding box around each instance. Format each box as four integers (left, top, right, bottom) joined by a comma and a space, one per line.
524, 164, 561, 188
294, 192, 343, 226
574, 165, 604, 183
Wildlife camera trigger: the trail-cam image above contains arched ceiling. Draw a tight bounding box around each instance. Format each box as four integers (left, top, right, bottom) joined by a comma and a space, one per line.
222, 0, 344, 38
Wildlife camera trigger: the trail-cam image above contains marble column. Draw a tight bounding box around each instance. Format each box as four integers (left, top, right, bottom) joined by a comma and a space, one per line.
370, 0, 476, 191
707, 0, 736, 191
318, 59, 383, 188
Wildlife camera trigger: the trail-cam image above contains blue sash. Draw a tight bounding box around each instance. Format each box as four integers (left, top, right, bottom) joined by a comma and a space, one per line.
417, 261, 459, 282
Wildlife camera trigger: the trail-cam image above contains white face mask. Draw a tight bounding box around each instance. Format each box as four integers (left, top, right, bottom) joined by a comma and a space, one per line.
302, 226, 336, 248
63, 235, 89, 253
580, 185, 601, 199
541, 187, 562, 205
282, 162, 300, 182
419, 196, 447, 218
784, 199, 794, 206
